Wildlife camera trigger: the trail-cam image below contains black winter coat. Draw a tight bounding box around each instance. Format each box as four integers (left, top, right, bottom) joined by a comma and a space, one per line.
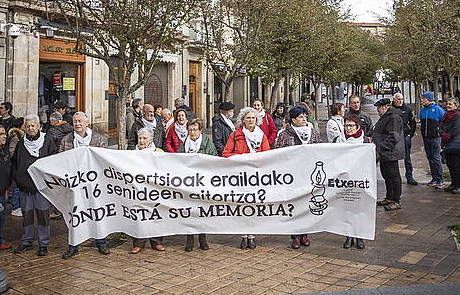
128, 118, 165, 150
47, 122, 73, 149
12, 135, 57, 192
345, 109, 373, 137
212, 114, 233, 156
392, 103, 416, 137
0, 145, 11, 194
372, 107, 405, 162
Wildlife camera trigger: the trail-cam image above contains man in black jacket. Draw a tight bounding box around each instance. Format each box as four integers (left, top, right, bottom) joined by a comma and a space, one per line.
372, 98, 405, 211
392, 93, 417, 185
345, 95, 373, 137
212, 102, 235, 156
11, 114, 57, 256
0, 102, 15, 133
128, 104, 165, 149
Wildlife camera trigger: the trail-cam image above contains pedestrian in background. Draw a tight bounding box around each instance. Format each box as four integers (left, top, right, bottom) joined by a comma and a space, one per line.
7, 118, 24, 218
275, 106, 320, 249
326, 103, 345, 143
272, 103, 287, 131
212, 101, 235, 156
345, 95, 373, 138
126, 98, 143, 139
180, 119, 217, 251
165, 109, 188, 153
161, 108, 174, 130
0, 125, 12, 251
392, 93, 417, 185
223, 107, 270, 250
419, 91, 445, 189
0, 102, 15, 132
252, 99, 277, 146
440, 98, 460, 194
12, 115, 57, 256
46, 112, 73, 150
128, 104, 165, 150
61, 112, 110, 259
373, 99, 405, 211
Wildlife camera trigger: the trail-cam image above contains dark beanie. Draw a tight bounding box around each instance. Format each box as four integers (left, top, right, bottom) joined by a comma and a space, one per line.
289, 106, 307, 120
219, 101, 235, 111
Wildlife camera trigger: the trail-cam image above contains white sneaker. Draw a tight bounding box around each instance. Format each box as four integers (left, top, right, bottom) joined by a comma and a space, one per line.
11, 208, 22, 217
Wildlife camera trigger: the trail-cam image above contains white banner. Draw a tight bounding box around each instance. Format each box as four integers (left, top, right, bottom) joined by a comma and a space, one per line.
28, 144, 377, 246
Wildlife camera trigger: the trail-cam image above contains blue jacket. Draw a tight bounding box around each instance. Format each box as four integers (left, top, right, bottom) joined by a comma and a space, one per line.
419, 103, 445, 138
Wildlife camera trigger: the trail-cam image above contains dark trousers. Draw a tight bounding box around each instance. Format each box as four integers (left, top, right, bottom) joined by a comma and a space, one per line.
423, 137, 443, 183
20, 191, 50, 247
0, 194, 5, 244
379, 161, 402, 203
404, 135, 414, 180
132, 237, 163, 248
446, 153, 460, 188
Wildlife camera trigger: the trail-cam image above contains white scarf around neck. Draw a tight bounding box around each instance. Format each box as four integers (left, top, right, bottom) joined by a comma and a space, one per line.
184, 134, 203, 153
142, 117, 157, 131
175, 122, 188, 143
73, 128, 92, 148
292, 123, 312, 144
221, 113, 235, 131
256, 109, 266, 126
242, 126, 264, 153
24, 132, 45, 157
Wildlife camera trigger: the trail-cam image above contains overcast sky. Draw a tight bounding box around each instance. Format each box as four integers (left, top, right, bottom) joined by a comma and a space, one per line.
342, 0, 393, 22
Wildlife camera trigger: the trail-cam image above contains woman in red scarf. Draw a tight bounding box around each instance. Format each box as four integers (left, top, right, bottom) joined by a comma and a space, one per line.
252, 99, 277, 146
440, 98, 460, 194
165, 109, 188, 153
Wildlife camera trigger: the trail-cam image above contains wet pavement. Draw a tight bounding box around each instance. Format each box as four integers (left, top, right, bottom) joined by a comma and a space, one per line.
1, 100, 459, 294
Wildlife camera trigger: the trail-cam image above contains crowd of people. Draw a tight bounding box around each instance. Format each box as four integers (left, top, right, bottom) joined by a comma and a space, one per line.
0, 91, 459, 259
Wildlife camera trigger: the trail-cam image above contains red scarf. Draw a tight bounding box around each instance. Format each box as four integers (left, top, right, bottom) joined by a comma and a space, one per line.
345, 128, 363, 139
442, 109, 460, 123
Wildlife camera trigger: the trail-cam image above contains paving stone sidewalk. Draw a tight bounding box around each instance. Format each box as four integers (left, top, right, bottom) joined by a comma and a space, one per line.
1, 102, 459, 294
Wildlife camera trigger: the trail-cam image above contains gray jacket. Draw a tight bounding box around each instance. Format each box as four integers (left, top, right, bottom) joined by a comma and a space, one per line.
372, 107, 405, 162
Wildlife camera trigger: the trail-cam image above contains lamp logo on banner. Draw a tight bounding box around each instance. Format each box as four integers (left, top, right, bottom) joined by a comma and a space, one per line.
28, 144, 377, 246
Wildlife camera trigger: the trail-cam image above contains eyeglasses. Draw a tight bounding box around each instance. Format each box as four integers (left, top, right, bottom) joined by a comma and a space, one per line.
345, 124, 357, 128
188, 128, 200, 132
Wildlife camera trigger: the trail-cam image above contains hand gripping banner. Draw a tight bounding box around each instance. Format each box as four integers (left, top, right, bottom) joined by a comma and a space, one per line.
28, 144, 377, 246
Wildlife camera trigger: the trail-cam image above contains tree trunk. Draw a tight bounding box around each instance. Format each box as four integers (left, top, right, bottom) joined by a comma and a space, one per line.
414, 81, 421, 117
117, 88, 128, 150
331, 82, 337, 104
222, 76, 234, 102
314, 82, 320, 120
270, 78, 281, 111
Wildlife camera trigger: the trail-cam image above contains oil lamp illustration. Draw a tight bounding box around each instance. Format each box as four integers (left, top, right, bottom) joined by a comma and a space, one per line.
309, 161, 328, 215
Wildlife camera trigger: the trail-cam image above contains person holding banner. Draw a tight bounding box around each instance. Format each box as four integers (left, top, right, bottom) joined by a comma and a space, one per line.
342, 115, 367, 249
60, 112, 111, 259
130, 127, 166, 254
275, 106, 320, 249
11, 115, 57, 256
165, 109, 188, 153
223, 107, 270, 250
179, 118, 217, 251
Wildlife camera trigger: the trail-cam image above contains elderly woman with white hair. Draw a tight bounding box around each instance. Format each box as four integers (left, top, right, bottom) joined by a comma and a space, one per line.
11, 114, 57, 256
222, 107, 270, 250
131, 127, 166, 254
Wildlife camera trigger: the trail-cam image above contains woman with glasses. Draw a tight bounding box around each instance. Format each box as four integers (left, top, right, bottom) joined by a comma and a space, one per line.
179, 119, 217, 251
275, 106, 320, 249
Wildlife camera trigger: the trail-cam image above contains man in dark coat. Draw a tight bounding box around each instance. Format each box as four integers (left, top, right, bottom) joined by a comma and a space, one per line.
345, 95, 373, 137
0, 102, 15, 133
212, 102, 235, 156
12, 114, 57, 256
46, 111, 73, 150
373, 98, 405, 211
392, 93, 417, 185
128, 104, 165, 150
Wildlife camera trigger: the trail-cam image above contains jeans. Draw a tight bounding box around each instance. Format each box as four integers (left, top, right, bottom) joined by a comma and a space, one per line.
0, 194, 5, 244
379, 161, 402, 203
10, 187, 20, 211
423, 137, 443, 183
404, 135, 414, 180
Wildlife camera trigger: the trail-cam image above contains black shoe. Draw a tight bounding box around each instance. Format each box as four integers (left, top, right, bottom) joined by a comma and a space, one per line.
376, 199, 391, 206
444, 184, 455, 192
407, 179, 418, 186
343, 237, 354, 249
198, 234, 209, 250
247, 238, 256, 250
291, 237, 301, 249
240, 237, 247, 250
452, 188, 460, 194
97, 245, 110, 255
185, 235, 194, 252
37, 246, 48, 256
356, 239, 365, 249
62, 247, 79, 259
13, 244, 33, 253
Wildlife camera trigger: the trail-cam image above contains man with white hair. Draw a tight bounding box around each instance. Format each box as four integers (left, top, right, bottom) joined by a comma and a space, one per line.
60, 112, 110, 259
161, 108, 174, 130
12, 114, 57, 256
392, 93, 418, 185
128, 104, 165, 150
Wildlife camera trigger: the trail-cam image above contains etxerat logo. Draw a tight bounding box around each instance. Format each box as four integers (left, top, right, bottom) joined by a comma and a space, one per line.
309, 161, 328, 216
327, 178, 370, 189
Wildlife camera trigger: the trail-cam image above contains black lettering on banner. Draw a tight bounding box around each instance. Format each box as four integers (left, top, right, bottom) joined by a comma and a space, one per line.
68, 204, 117, 228
44, 170, 98, 189
198, 204, 295, 218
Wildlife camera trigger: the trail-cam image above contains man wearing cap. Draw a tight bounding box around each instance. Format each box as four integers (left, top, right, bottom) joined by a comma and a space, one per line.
392, 93, 417, 185
373, 98, 405, 211
420, 91, 445, 188
212, 102, 235, 156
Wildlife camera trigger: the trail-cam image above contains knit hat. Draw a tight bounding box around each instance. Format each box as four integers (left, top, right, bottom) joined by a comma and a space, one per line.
421, 91, 434, 101
219, 101, 235, 111
289, 106, 307, 120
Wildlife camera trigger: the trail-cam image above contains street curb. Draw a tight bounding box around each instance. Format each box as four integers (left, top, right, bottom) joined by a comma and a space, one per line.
450, 229, 460, 252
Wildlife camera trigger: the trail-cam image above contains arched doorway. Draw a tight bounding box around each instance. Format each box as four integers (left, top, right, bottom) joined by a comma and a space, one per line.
144, 74, 163, 106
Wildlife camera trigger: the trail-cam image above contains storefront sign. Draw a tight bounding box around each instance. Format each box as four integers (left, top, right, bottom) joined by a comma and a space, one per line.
63, 78, 76, 91
39, 39, 86, 63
